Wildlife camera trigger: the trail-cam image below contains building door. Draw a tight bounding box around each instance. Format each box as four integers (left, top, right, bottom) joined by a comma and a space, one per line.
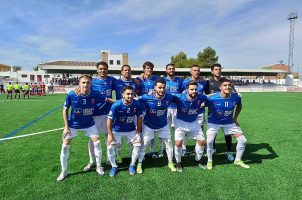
37, 75, 42, 82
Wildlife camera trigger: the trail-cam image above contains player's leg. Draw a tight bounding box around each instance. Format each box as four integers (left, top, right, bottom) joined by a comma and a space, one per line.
174, 127, 184, 172
57, 129, 77, 181
159, 125, 176, 172
128, 131, 141, 176
137, 125, 154, 174
206, 123, 219, 170
107, 133, 121, 177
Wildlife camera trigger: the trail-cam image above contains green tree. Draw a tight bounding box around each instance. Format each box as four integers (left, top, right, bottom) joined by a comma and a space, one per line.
197, 47, 218, 68
171, 52, 187, 64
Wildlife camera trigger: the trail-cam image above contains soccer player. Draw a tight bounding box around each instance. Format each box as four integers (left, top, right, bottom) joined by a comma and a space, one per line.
106, 86, 143, 177
137, 61, 161, 158
0, 82, 4, 93
181, 65, 207, 155
83, 61, 116, 171
57, 74, 106, 181
137, 78, 176, 173
14, 82, 21, 99
6, 82, 13, 99
22, 83, 30, 99
206, 78, 249, 170
174, 81, 208, 172
204, 63, 236, 161
163, 63, 183, 157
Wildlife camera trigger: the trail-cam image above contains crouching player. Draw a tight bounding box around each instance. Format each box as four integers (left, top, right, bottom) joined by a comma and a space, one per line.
206, 78, 249, 170
57, 74, 106, 181
106, 86, 143, 177
174, 81, 208, 172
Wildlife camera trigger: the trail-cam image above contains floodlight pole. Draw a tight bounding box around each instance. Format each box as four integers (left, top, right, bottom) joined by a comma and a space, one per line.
287, 12, 298, 73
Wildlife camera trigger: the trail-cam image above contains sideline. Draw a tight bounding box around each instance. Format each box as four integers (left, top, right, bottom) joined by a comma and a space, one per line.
0, 127, 64, 142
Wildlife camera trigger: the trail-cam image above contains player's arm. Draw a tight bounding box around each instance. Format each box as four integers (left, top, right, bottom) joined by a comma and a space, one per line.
106, 118, 115, 146
233, 104, 242, 126
62, 108, 70, 138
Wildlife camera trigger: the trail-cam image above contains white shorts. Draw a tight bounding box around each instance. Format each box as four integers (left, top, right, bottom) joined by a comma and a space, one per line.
167, 108, 177, 127
142, 124, 170, 143
206, 123, 243, 136
174, 118, 205, 141
197, 113, 205, 126
65, 124, 99, 139
93, 115, 108, 134
113, 130, 141, 147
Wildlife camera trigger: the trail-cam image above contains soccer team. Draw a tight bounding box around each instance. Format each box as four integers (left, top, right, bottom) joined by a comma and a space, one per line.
4, 82, 46, 99
57, 61, 250, 181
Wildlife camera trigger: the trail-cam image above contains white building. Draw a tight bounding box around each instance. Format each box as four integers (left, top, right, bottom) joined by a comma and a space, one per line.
0, 70, 54, 83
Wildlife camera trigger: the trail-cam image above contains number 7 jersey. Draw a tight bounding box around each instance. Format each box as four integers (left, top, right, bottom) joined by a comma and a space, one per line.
207, 92, 241, 125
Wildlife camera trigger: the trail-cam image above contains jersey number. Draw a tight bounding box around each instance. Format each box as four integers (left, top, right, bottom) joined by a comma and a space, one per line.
225, 102, 229, 107
82, 99, 86, 105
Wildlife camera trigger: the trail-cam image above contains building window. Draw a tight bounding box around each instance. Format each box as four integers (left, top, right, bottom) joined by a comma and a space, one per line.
44, 75, 50, 78
109, 60, 114, 65
21, 74, 28, 78
117, 60, 121, 65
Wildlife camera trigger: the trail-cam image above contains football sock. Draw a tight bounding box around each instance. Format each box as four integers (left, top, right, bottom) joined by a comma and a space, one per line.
195, 143, 205, 161
138, 140, 150, 163
107, 145, 118, 168
130, 146, 140, 166
88, 139, 95, 164
206, 133, 216, 162
235, 135, 247, 161
60, 144, 69, 172
93, 140, 102, 168
163, 138, 173, 162
150, 138, 155, 152
174, 146, 182, 163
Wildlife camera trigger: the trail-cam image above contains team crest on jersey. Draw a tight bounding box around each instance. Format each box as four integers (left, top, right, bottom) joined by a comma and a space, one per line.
106, 89, 111, 96
120, 117, 126, 122
133, 107, 136, 113
166, 101, 169, 106
91, 99, 95, 104
217, 110, 223, 115
233, 102, 236, 106
74, 108, 82, 116
150, 109, 156, 114
157, 100, 161, 106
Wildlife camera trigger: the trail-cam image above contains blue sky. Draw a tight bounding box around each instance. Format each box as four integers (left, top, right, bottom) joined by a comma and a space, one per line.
0, 0, 301, 70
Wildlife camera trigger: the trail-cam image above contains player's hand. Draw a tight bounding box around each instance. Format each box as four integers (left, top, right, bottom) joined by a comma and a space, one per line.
74, 86, 81, 95
107, 134, 115, 146
233, 119, 240, 127
139, 73, 144, 81
62, 127, 71, 138
148, 89, 154, 95
132, 133, 141, 145
132, 78, 140, 86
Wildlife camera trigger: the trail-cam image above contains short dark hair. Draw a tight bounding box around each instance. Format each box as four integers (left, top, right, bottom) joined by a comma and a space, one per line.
122, 85, 134, 93
143, 61, 154, 70
165, 63, 175, 69
96, 61, 109, 68
186, 80, 198, 89
154, 78, 166, 86
121, 64, 131, 71
219, 77, 231, 85
211, 63, 221, 71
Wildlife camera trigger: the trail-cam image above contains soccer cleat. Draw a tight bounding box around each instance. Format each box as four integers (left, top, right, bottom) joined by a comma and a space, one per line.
181, 149, 187, 157
109, 167, 118, 177
207, 161, 213, 170
176, 162, 183, 172
83, 163, 95, 172
57, 171, 68, 181
226, 152, 235, 161
234, 160, 250, 169
96, 167, 105, 175
168, 162, 176, 172
116, 155, 123, 164
137, 163, 143, 174
129, 165, 136, 176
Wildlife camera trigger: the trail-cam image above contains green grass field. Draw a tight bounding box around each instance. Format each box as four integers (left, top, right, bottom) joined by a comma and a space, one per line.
1, 92, 302, 200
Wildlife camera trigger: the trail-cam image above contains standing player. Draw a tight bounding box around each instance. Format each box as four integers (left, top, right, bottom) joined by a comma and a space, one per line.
14, 82, 21, 99
137, 78, 176, 173
163, 63, 183, 157
106, 86, 143, 177
6, 82, 13, 99
137, 61, 161, 158
22, 83, 30, 99
83, 61, 116, 171
181, 65, 207, 155
0, 82, 4, 94
206, 78, 249, 170
57, 74, 106, 181
204, 63, 236, 161
174, 81, 207, 172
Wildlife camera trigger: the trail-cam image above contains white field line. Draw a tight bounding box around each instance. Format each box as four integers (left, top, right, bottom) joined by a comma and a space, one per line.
0, 127, 64, 141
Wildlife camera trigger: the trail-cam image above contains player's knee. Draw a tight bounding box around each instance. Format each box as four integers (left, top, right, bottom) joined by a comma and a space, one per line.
175, 140, 182, 147
238, 135, 247, 144
198, 140, 206, 146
